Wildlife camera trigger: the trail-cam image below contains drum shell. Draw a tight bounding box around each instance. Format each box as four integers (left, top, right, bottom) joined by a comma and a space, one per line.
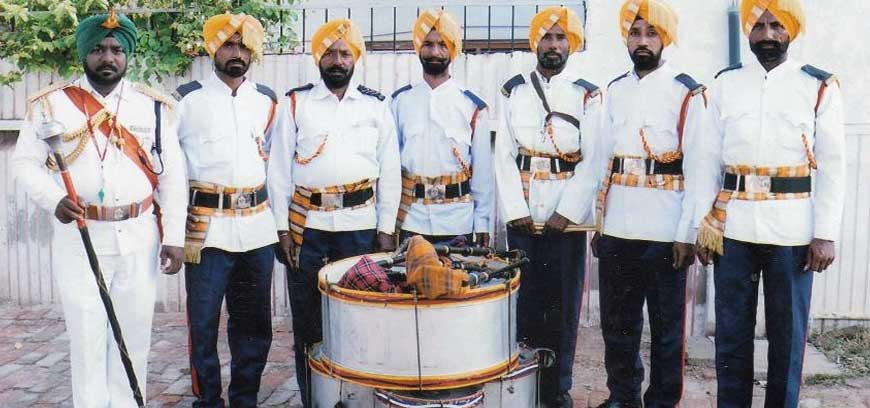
483, 348, 539, 408
309, 345, 376, 408
374, 387, 485, 408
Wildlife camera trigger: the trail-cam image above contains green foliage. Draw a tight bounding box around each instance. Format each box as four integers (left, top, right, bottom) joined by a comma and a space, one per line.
0, 0, 297, 86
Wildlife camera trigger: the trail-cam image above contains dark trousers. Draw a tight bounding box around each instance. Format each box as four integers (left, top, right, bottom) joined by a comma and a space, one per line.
715, 238, 813, 408
596, 235, 687, 407
288, 228, 375, 408
507, 228, 585, 396
184, 246, 275, 408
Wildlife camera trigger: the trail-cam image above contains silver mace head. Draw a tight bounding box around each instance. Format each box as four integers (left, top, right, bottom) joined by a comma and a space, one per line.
35, 117, 67, 152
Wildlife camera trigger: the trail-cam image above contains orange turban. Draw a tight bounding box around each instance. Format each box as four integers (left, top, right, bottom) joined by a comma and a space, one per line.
740, 0, 804, 40
619, 0, 679, 47
203, 13, 265, 62
311, 19, 365, 65
529, 6, 585, 54
413, 9, 463, 61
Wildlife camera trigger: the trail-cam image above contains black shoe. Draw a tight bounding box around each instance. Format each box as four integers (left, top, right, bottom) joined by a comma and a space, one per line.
546, 392, 574, 408
596, 399, 641, 408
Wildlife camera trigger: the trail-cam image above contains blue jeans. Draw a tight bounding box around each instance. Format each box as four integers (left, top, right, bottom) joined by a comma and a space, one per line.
287, 228, 375, 408
185, 245, 275, 408
507, 228, 586, 397
715, 238, 813, 408
596, 235, 687, 407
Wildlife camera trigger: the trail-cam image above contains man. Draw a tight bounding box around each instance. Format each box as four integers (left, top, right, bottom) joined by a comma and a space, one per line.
268, 19, 401, 407
11, 12, 186, 407
174, 13, 279, 408
592, 1, 706, 407
494, 6, 601, 407
694, 1, 845, 406
391, 9, 493, 246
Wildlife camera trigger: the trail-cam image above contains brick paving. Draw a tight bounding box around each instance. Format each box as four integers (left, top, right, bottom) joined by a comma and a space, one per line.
1, 303, 869, 407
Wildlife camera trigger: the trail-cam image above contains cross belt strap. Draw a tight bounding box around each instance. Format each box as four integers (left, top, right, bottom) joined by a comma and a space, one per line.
516, 154, 578, 174
85, 194, 154, 222
723, 173, 812, 194
611, 157, 683, 176
310, 187, 374, 208
189, 186, 268, 210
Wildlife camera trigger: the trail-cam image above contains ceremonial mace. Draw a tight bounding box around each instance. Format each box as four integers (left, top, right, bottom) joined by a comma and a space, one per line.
37, 118, 145, 407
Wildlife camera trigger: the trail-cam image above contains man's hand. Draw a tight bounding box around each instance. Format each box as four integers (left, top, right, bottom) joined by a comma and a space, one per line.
375, 232, 396, 252
696, 246, 715, 266
542, 212, 570, 236
673, 242, 696, 270
507, 216, 535, 235
590, 232, 601, 258
186, 212, 199, 233
55, 196, 85, 224
475, 233, 490, 248
160, 246, 185, 275
805, 238, 836, 273
276, 232, 294, 266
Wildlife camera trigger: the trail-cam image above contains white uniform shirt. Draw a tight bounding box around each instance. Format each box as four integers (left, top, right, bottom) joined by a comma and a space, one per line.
391, 78, 494, 236
12, 76, 187, 255
495, 70, 601, 225
601, 62, 707, 244
269, 81, 402, 234
693, 58, 846, 246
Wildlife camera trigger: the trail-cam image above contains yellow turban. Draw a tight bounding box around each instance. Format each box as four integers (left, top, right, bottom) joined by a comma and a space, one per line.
413, 9, 463, 61
311, 19, 366, 65
740, 0, 804, 40
203, 13, 265, 62
529, 6, 585, 54
619, 0, 679, 47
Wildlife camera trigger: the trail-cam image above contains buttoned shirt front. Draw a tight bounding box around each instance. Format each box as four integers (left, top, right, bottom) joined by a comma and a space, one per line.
176, 73, 279, 252
601, 62, 706, 244
495, 70, 601, 226
693, 58, 846, 246
269, 80, 401, 234
391, 78, 493, 236
12, 76, 187, 255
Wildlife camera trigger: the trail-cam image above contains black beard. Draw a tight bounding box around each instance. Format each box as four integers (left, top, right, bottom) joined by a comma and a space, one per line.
216, 58, 249, 78
538, 51, 566, 70
750, 40, 789, 64
421, 57, 450, 75
630, 48, 662, 71
84, 62, 125, 88
321, 65, 354, 89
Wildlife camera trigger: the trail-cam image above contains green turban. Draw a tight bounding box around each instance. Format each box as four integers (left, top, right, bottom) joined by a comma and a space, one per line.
75, 12, 138, 62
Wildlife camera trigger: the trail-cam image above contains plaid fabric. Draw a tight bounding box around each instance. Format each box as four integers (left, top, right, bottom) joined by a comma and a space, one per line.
595, 155, 685, 232
337, 255, 396, 293
396, 170, 472, 229
697, 163, 813, 255
288, 178, 376, 246
517, 147, 585, 233
185, 181, 270, 264
405, 236, 469, 299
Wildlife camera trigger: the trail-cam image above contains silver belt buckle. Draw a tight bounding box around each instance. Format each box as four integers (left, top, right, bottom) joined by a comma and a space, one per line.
622, 158, 647, 176
320, 193, 344, 209
745, 175, 772, 194
529, 157, 552, 173
424, 184, 447, 200
113, 207, 125, 221
235, 193, 251, 209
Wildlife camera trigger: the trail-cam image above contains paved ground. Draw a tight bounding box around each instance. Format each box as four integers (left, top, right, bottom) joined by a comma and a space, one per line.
2, 303, 870, 407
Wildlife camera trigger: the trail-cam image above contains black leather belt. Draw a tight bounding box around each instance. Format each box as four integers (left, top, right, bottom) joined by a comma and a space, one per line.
723, 173, 812, 194
516, 154, 578, 173
611, 157, 683, 175
310, 187, 374, 207
414, 180, 471, 199
190, 187, 268, 209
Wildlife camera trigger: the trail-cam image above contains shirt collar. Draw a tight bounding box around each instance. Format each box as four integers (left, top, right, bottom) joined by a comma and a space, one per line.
745, 55, 797, 80
77, 75, 131, 102
312, 79, 364, 101
630, 60, 672, 83
205, 71, 256, 96
424, 76, 457, 94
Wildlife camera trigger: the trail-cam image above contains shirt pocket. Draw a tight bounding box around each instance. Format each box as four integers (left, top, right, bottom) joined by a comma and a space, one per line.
349, 119, 379, 157
400, 123, 425, 151
643, 117, 680, 152
721, 109, 756, 144
509, 114, 542, 148
196, 133, 231, 167
777, 110, 815, 155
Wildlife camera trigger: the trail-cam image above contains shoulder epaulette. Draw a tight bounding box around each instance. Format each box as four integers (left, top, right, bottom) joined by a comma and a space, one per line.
357, 85, 385, 101
607, 72, 630, 89
715, 63, 743, 79
573, 78, 601, 99
27, 80, 73, 104
286, 83, 315, 97
674, 73, 706, 96
501, 74, 526, 97
801, 64, 837, 86
173, 81, 203, 101
134, 83, 176, 108
255, 83, 278, 104
391, 84, 413, 99
462, 89, 488, 110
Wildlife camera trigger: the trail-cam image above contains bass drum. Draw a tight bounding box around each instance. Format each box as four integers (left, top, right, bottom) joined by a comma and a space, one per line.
309, 344, 375, 408
483, 347, 540, 407
375, 386, 485, 408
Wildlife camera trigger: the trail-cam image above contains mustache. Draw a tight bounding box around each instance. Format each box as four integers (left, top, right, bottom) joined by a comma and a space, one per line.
97, 64, 117, 72
226, 58, 247, 66
422, 57, 449, 64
